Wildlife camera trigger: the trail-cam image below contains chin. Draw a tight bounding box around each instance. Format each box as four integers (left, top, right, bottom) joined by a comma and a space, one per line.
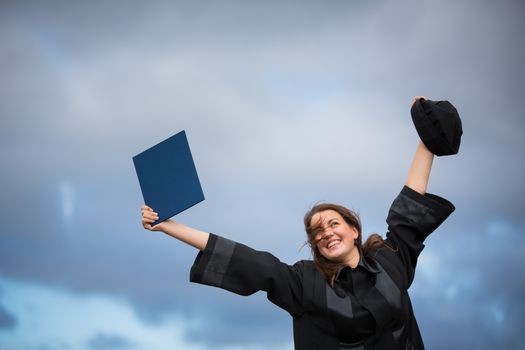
322, 246, 354, 263
322, 251, 345, 262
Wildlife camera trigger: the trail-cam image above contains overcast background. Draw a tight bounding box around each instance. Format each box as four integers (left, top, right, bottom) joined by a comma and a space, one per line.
1, 0, 524, 349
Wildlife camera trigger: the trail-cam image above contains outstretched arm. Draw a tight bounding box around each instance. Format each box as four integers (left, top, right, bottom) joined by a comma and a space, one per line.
405, 96, 434, 195
141, 206, 209, 250
142, 208, 305, 317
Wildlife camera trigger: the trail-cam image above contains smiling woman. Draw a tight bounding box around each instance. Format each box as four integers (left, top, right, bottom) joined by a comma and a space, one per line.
140, 96, 459, 350
303, 203, 383, 284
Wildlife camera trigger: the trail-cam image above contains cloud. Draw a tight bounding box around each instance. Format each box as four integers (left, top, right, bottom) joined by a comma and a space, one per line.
0, 303, 17, 331
410, 218, 525, 349
0, 276, 293, 350
86, 332, 135, 350
1, 0, 525, 349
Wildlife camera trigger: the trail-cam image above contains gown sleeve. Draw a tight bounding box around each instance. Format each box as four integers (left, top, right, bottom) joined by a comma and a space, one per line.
190, 233, 305, 317
385, 185, 455, 286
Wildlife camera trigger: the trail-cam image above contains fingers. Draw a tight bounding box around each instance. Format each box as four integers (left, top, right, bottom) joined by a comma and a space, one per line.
412, 96, 428, 106
141, 206, 156, 217
141, 206, 160, 230
142, 212, 159, 222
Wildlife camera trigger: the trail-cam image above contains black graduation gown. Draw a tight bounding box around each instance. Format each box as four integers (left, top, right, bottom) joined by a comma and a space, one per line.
190, 186, 455, 349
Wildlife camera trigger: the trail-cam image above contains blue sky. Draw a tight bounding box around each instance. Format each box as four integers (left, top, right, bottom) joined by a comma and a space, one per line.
1, 1, 524, 349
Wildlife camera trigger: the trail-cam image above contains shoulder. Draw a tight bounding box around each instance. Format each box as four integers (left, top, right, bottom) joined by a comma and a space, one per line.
364, 247, 409, 291
292, 259, 316, 272
292, 260, 325, 285
365, 242, 399, 265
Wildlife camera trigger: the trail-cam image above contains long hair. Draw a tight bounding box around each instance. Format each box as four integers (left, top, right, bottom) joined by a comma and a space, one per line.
304, 203, 385, 283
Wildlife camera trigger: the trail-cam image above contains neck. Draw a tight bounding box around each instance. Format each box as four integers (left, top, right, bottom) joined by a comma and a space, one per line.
345, 247, 360, 268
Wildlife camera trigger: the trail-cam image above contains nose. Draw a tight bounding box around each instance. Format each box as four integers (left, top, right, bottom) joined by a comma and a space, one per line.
321, 230, 334, 241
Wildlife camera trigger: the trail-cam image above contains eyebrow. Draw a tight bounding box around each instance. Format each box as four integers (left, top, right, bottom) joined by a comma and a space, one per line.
311, 217, 340, 234
316, 218, 339, 230
326, 218, 339, 224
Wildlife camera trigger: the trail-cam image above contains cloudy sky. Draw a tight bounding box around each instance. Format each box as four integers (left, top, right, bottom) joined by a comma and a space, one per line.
1, 0, 524, 349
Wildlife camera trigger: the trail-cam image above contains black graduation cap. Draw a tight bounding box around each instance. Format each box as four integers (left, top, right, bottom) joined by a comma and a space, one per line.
133, 130, 205, 226
411, 99, 463, 156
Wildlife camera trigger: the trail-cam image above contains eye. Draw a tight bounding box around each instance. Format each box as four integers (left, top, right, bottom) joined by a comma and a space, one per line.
330, 221, 339, 228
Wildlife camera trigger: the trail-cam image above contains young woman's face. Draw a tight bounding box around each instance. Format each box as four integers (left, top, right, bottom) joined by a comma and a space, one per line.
311, 209, 359, 264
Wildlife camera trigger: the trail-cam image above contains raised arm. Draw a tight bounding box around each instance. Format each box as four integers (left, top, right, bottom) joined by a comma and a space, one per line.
405, 141, 434, 195
141, 205, 209, 250
405, 96, 434, 195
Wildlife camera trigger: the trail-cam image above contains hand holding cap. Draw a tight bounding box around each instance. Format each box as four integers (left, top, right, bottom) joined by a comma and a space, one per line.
411, 97, 463, 156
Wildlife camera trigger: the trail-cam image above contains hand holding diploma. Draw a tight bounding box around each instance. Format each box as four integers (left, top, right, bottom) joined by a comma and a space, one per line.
141, 205, 171, 232
141, 204, 209, 251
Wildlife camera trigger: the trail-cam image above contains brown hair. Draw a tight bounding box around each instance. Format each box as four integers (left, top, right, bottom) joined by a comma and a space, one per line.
304, 203, 385, 283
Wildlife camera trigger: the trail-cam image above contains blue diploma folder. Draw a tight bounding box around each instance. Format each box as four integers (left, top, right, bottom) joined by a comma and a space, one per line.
133, 130, 205, 226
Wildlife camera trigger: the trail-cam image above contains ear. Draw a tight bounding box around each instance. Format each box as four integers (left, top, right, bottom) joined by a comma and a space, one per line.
351, 226, 359, 240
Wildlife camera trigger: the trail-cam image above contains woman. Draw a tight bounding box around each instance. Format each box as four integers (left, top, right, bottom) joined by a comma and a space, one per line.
140, 96, 456, 349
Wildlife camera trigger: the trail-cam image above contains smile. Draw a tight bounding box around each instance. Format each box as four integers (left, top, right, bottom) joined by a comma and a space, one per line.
326, 240, 341, 249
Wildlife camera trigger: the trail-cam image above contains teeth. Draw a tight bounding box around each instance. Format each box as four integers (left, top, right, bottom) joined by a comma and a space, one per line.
327, 241, 340, 249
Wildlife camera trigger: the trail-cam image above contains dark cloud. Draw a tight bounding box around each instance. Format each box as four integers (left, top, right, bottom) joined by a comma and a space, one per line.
409, 219, 525, 349
183, 293, 292, 348
0, 303, 17, 331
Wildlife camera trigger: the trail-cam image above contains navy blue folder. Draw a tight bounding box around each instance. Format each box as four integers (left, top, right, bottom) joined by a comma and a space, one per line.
133, 130, 205, 226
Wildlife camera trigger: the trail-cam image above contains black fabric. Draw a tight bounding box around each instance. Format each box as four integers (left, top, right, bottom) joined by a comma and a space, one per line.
190, 186, 455, 349
328, 262, 378, 345
411, 98, 463, 156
